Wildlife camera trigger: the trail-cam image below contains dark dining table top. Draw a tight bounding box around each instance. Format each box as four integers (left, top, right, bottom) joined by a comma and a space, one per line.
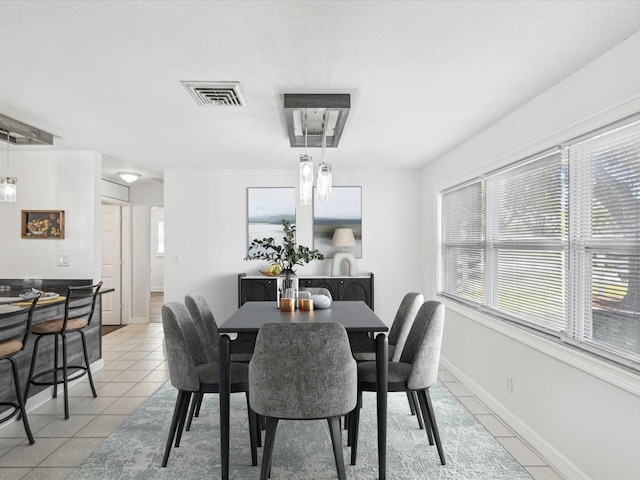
220, 301, 388, 334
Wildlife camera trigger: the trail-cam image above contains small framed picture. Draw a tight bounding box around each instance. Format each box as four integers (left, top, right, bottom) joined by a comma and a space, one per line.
21, 210, 65, 239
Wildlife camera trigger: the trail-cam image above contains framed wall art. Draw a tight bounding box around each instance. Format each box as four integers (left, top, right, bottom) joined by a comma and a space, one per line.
313, 186, 362, 258
21, 210, 65, 239
247, 187, 295, 250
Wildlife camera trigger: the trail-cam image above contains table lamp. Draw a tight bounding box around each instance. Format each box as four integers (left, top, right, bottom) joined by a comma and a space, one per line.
330, 228, 358, 276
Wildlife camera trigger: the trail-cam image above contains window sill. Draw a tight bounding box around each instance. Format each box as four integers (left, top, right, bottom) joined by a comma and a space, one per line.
439, 294, 640, 399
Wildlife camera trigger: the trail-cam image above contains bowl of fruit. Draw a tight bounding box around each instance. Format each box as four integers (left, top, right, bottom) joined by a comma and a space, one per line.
259, 264, 283, 277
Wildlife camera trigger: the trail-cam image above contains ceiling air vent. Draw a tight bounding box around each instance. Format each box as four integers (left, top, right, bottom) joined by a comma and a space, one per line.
182, 81, 247, 107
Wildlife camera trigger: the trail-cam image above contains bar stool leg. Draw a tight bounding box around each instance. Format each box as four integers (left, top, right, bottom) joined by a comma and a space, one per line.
53, 333, 59, 399
61, 333, 69, 419
79, 331, 97, 397
9, 357, 34, 444
23, 335, 43, 405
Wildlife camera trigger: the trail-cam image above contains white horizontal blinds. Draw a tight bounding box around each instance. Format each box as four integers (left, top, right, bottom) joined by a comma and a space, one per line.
569, 120, 640, 362
441, 181, 484, 303
485, 151, 567, 332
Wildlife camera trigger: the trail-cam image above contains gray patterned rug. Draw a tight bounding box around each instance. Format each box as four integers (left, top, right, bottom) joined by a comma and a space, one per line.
67, 381, 532, 479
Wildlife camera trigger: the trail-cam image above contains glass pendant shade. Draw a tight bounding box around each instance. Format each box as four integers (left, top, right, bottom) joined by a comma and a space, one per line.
0, 177, 17, 202
317, 162, 332, 202
299, 154, 313, 206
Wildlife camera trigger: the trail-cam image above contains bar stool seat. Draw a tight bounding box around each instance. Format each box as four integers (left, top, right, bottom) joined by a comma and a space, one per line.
24, 282, 103, 420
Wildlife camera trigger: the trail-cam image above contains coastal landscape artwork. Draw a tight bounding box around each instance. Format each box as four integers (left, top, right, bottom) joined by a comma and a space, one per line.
247, 187, 295, 251
313, 186, 362, 258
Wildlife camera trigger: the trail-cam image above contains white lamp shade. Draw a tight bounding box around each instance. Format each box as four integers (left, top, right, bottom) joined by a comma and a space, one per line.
331, 228, 356, 247
0, 177, 17, 202
299, 154, 313, 205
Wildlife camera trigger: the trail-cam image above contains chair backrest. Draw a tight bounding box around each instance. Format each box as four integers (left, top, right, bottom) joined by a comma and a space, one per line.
398, 301, 445, 391
300, 287, 333, 300
184, 294, 219, 362
162, 302, 203, 392
249, 322, 357, 420
19, 292, 41, 348
62, 282, 103, 330
387, 292, 424, 362
0, 293, 41, 357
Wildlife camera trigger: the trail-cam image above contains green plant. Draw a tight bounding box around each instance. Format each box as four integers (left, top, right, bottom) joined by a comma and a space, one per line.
244, 219, 324, 272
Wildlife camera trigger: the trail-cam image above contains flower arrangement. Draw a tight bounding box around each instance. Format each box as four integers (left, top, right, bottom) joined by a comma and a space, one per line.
244, 219, 324, 274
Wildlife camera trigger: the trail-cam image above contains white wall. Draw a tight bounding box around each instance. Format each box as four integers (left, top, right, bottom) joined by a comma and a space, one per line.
421, 31, 640, 480
0, 149, 102, 281
164, 168, 422, 325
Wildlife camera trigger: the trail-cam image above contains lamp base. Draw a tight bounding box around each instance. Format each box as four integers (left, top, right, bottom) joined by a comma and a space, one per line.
331, 252, 358, 277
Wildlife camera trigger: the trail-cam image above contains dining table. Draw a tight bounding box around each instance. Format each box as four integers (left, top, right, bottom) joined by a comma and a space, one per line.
219, 300, 389, 479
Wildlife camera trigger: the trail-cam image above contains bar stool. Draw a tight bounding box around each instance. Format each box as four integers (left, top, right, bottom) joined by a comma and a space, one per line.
24, 282, 103, 419
0, 292, 41, 444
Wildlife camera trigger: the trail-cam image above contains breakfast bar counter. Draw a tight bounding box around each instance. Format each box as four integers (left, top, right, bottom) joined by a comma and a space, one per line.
0, 280, 112, 405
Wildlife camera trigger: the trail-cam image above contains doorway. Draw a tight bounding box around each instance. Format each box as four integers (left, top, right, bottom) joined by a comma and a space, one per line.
101, 204, 122, 325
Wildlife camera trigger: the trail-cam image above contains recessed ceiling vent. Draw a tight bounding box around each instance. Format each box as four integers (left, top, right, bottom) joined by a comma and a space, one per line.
182, 81, 247, 107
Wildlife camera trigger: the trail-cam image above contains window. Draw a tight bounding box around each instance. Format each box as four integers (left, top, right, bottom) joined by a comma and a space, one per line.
157, 221, 165, 256
440, 117, 640, 367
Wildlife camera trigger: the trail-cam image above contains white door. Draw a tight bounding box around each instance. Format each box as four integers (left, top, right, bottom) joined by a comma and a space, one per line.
101, 204, 122, 325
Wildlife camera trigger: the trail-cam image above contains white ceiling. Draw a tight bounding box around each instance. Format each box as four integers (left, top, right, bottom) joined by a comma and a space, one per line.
2, 1, 640, 184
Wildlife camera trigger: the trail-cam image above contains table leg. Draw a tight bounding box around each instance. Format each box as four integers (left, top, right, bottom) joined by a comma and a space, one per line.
219, 334, 231, 480
375, 333, 388, 480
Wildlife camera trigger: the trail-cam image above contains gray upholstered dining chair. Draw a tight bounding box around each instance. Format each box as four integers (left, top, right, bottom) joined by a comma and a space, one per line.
249, 322, 357, 480
353, 291, 423, 362
350, 300, 446, 466
184, 294, 254, 431
161, 302, 258, 467
351, 292, 424, 426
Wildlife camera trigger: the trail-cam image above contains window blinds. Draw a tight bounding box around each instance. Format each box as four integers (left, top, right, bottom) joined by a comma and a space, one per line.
568, 120, 640, 363
439, 115, 640, 367
441, 181, 484, 304
485, 151, 567, 332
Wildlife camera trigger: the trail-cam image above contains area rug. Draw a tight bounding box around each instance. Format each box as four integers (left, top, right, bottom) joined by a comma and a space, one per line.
67, 381, 532, 480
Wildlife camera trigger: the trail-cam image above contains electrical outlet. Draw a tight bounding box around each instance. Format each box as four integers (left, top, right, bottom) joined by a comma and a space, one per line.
505, 374, 513, 393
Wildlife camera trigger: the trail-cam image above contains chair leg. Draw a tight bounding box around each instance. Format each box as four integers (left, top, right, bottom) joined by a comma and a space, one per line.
406, 390, 417, 415
417, 389, 446, 465
53, 334, 59, 399
350, 388, 362, 465
61, 334, 69, 420
174, 391, 192, 447
255, 413, 262, 447
9, 357, 34, 444
162, 390, 189, 467
246, 393, 258, 466
408, 391, 424, 429
79, 330, 97, 397
413, 391, 435, 445
185, 392, 201, 431
23, 334, 43, 407
261, 417, 279, 480
328, 416, 347, 480
194, 393, 204, 417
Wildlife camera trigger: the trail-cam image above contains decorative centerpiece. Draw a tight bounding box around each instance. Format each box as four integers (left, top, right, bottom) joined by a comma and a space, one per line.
245, 219, 324, 308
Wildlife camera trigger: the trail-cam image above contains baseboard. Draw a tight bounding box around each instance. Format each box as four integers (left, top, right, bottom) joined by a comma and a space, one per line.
150, 288, 164, 293
440, 356, 589, 480
130, 316, 149, 324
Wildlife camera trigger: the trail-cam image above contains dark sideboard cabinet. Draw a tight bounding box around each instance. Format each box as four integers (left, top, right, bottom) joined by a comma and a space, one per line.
238, 273, 374, 310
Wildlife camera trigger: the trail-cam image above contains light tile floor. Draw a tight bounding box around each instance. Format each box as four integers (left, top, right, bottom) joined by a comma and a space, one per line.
0, 318, 564, 480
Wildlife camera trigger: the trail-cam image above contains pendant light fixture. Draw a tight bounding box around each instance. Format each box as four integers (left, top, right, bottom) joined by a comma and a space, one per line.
0, 130, 17, 203
317, 112, 332, 202
299, 109, 313, 206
